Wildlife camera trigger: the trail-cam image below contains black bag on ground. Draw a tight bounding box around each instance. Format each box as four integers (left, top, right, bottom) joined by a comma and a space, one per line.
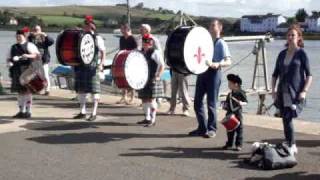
246, 142, 297, 170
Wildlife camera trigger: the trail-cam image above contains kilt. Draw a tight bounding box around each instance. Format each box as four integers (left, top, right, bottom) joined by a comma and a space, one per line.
10, 64, 29, 93
74, 65, 100, 94
138, 79, 164, 99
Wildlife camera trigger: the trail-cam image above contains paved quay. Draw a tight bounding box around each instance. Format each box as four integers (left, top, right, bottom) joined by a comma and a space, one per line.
0, 89, 319, 180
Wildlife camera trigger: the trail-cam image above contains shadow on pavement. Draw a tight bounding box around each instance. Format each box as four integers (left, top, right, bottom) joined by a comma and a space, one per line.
22, 121, 134, 131
0, 119, 13, 124
245, 171, 320, 180
27, 132, 188, 144
120, 146, 249, 160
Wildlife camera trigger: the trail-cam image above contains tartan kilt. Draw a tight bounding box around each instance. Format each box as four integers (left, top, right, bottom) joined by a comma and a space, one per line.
74, 65, 100, 94
138, 79, 164, 99
10, 64, 29, 93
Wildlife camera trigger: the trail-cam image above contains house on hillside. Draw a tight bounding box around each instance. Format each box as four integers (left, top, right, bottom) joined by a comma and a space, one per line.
306, 14, 320, 32
9, 17, 18, 25
240, 13, 286, 33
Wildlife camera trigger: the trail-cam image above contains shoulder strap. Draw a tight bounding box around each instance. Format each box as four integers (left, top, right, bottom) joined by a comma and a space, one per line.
229, 92, 240, 112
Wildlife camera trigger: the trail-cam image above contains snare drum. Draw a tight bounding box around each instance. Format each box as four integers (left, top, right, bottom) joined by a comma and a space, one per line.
20, 64, 47, 93
221, 114, 240, 132
112, 50, 149, 90
56, 29, 96, 66
165, 26, 213, 75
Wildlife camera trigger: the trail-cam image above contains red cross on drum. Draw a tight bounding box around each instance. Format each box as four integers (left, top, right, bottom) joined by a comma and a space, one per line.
165, 26, 214, 75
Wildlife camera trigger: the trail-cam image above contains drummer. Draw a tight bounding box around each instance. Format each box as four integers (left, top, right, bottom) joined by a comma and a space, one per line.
136, 34, 165, 127
116, 23, 138, 105
73, 15, 106, 121
189, 19, 232, 138
222, 74, 247, 151
139, 24, 162, 52
7, 29, 40, 119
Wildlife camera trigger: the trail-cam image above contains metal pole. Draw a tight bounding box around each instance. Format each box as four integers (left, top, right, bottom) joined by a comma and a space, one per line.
127, 0, 131, 27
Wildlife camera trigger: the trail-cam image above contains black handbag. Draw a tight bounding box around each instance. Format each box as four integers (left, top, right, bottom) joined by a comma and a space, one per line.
262, 143, 298, 170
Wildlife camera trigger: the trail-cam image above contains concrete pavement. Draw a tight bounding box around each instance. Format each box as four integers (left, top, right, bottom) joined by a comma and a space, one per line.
0, 89, 319, 180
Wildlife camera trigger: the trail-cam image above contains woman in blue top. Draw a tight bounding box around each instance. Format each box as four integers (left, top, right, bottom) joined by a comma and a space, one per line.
271, 24, 313, 155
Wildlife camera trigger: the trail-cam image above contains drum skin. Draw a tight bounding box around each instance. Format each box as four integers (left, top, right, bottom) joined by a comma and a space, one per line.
165, 26, 213, 75
56, 29, 96, 66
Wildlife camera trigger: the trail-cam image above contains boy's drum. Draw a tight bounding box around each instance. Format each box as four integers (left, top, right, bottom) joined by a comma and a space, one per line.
112, 50, 149, 90
56, 29, 96, 66
165, 26, 213, 75
221, 114, 240, 132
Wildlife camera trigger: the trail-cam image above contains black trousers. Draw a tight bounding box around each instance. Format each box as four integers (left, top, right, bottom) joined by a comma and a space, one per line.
226, 114, 243, 147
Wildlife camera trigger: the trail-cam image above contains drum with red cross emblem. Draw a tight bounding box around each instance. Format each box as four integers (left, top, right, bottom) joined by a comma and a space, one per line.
165, 26, 213, 75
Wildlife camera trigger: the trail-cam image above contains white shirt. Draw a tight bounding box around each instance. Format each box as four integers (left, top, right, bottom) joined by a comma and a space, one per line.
7, 42, 40, 60
151, 49, 165, 73
96, 35, 106, 52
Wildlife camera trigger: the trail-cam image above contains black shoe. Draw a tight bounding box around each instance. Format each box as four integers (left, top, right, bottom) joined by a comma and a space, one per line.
12, 112, 24, 119
144, 121, 156, 127
22, 112, 31, 119
86, 115, 96, 122
222, 145, 232, 150
73, 113, 86, 119
137, 119, 150, 124
188, 129, 206, 136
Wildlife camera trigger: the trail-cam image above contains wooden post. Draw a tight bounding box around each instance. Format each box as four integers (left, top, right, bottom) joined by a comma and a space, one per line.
251, 40, 261, 90
261, 40, 270, 91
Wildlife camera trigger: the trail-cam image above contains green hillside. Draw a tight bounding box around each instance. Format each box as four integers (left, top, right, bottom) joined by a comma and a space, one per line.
2, 5, 175, 20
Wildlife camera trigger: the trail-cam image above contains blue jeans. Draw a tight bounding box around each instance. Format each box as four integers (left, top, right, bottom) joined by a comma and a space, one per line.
282, 107, 295, 146
194, 70, 222, 132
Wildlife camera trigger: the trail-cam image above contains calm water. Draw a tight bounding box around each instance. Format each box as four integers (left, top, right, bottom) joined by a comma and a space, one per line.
0, 31, 319, 122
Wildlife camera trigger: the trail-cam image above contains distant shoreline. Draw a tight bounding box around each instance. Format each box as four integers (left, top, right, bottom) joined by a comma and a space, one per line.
2, 26, 320, 40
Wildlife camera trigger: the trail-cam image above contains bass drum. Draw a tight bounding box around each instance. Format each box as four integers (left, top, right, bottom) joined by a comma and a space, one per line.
112, 50, 149, 90
56, 29, 96, 66
165, 26, 213, 75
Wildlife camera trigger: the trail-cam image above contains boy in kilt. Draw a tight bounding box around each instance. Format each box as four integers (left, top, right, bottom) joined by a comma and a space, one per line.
136, 34, 165, 127
222, 74, 248, 151
73, 15, 106, 121
7, 30, 40, 118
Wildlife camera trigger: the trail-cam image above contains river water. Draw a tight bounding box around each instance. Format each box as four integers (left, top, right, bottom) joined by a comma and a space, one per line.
0, 31, 319, 122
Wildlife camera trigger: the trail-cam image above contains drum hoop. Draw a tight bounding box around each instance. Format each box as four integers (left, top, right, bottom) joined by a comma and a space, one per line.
111, 50, 130, 88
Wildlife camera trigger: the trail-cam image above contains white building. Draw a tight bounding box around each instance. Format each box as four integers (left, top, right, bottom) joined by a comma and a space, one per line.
306, 15, 320, 32
9, 17, 18, 25
240, 14, 286, 33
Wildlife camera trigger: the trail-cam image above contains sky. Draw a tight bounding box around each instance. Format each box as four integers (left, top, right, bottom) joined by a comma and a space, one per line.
1, 0, 320, 18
